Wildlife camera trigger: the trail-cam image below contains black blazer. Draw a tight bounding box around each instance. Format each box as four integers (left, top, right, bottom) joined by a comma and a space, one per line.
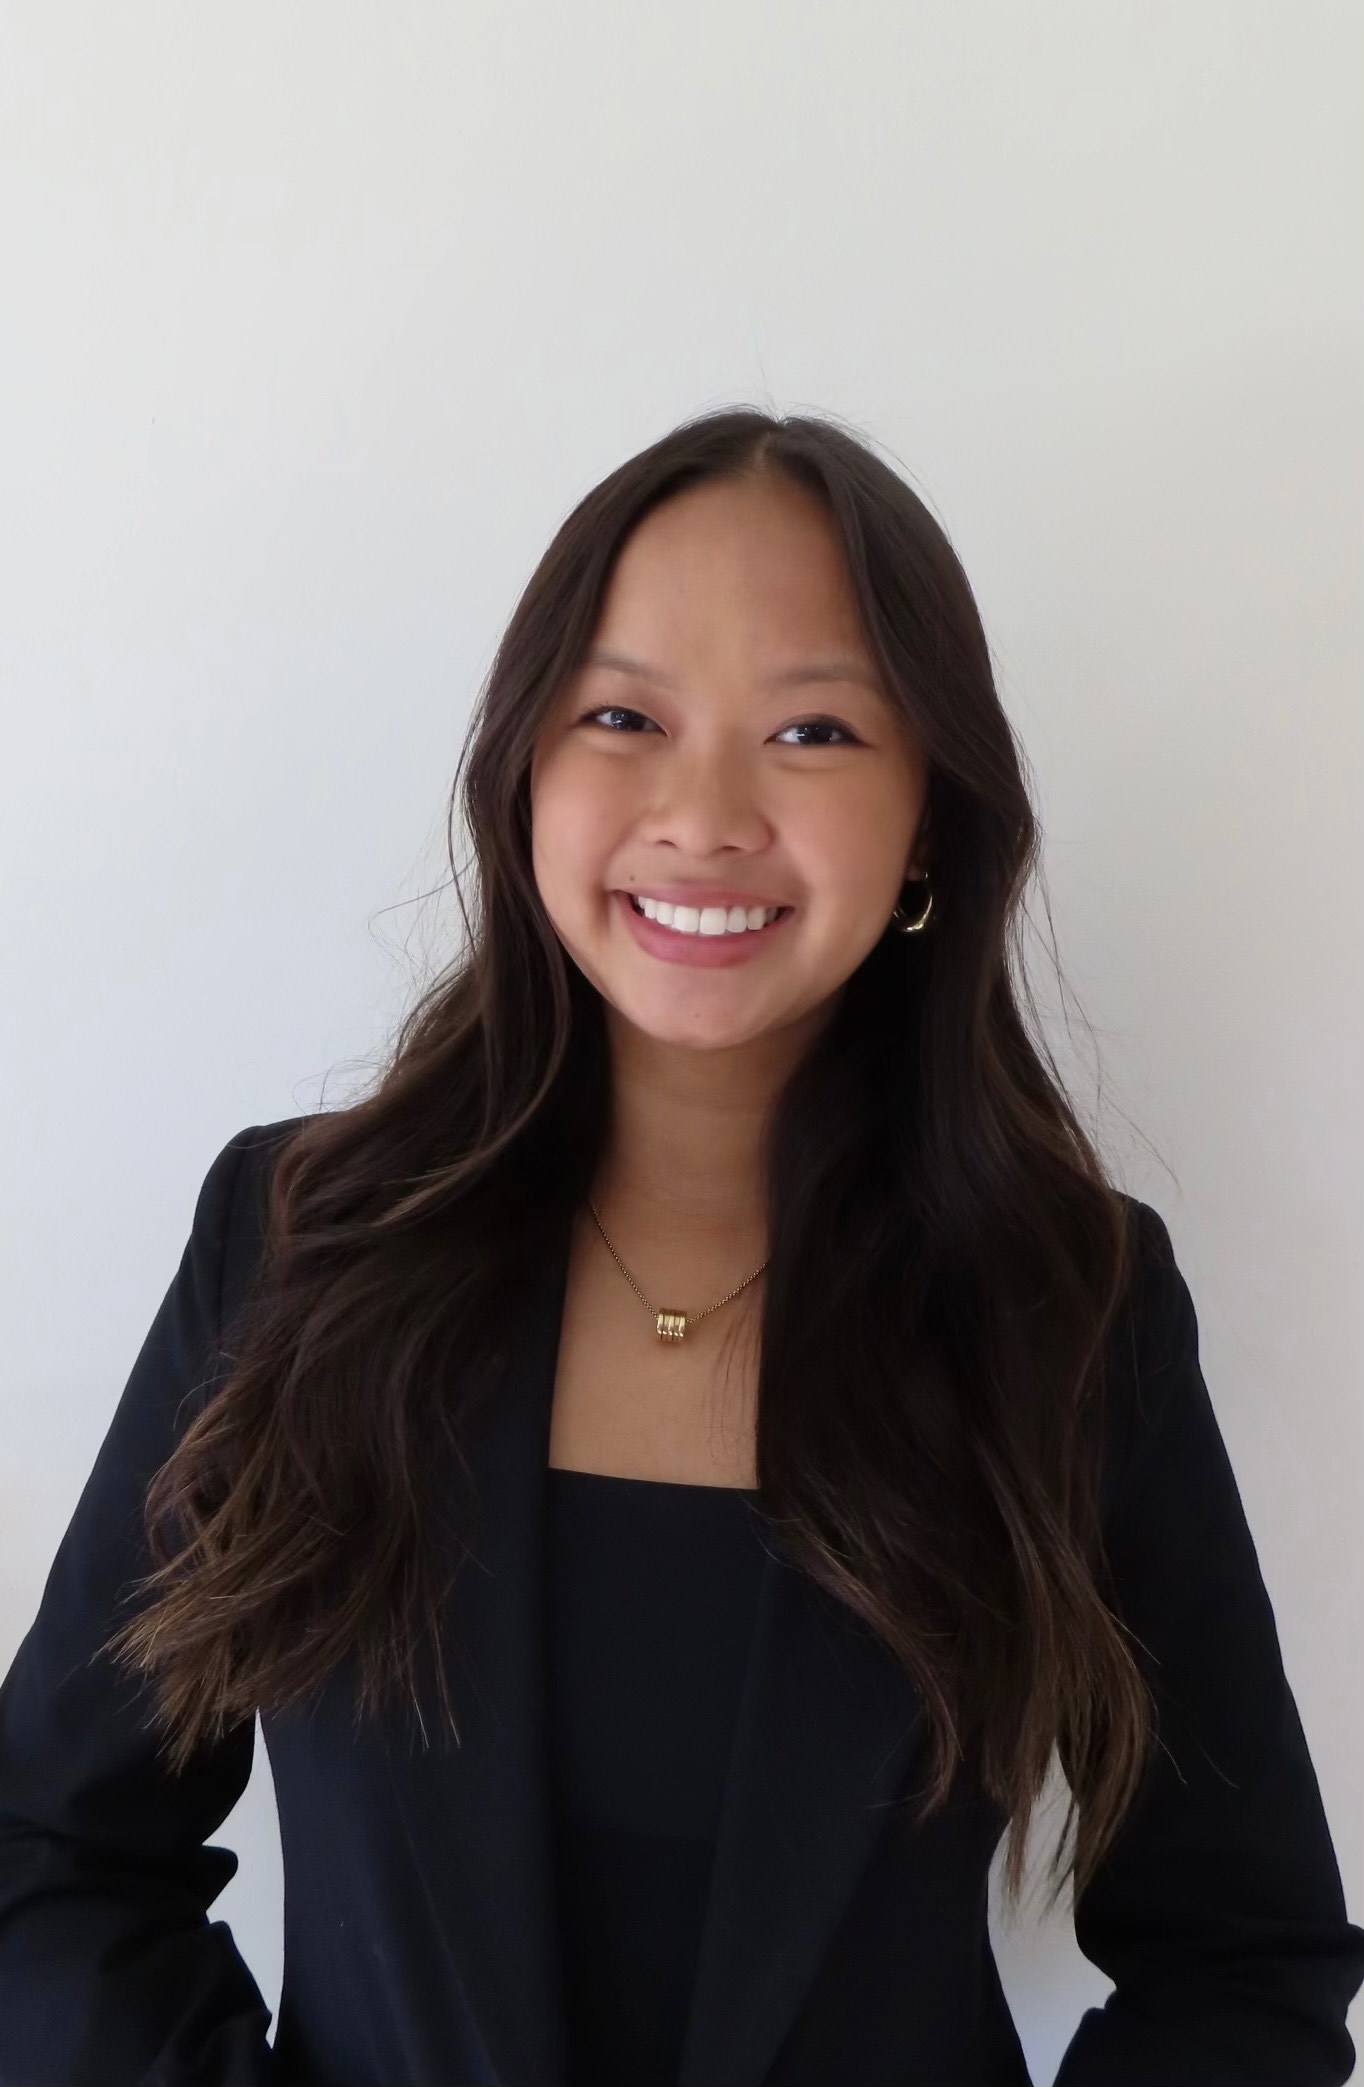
1, 1117, 1361, 2087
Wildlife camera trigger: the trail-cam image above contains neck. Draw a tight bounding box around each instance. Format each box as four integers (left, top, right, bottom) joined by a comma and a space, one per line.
588, 1025, 812, 1246
588, 1145, 768, 1253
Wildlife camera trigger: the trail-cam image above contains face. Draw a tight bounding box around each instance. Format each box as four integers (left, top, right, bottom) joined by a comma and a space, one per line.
529, 471, 931, 1059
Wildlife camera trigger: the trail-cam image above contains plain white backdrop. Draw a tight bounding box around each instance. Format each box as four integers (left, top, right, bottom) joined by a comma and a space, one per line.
2, 3, 1360, 2078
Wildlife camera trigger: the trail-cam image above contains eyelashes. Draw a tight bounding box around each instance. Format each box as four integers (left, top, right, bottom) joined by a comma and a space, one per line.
575, 705, 861, 748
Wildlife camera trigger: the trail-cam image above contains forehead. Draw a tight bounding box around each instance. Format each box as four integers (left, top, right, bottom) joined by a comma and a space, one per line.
594, 475, 874, 666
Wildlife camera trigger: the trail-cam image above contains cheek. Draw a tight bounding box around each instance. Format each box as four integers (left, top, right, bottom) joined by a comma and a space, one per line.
531, 779, 618, 909
791, 808, 891, 898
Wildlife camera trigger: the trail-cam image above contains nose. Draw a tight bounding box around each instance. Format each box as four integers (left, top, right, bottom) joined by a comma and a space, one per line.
638, 743, 776, 852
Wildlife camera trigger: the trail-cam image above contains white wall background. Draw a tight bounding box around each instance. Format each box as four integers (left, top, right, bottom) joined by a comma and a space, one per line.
2, 2, 1360, 2078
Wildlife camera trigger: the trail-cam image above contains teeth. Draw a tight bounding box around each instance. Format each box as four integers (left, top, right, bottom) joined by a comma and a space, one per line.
630, 894, 785, 936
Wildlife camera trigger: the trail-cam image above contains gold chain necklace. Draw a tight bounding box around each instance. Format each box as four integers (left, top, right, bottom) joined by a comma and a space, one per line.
586, 1200, 769, 1344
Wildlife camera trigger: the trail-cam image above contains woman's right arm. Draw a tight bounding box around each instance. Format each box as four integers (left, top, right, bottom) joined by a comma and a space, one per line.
0, 1128, 277, 2087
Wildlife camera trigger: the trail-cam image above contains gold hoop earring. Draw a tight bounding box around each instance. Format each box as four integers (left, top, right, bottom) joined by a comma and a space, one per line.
889, 875, 933, 934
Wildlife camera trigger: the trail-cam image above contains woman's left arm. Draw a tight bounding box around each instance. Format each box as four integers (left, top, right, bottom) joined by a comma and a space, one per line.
1053, 1203, 1364, 2087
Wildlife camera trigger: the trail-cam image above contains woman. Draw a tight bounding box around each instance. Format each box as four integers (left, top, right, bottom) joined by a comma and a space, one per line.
1, 407, 1360, 2086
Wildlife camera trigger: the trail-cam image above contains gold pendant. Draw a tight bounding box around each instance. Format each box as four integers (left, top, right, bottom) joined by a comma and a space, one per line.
656, 1310, 688, 1343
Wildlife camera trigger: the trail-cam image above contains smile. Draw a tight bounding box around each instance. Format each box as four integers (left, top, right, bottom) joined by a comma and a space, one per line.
627, 893, 791, 937
613, 889, 796, 967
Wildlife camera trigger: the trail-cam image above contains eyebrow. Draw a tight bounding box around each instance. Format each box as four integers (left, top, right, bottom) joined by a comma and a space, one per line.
582, 646, 884, 694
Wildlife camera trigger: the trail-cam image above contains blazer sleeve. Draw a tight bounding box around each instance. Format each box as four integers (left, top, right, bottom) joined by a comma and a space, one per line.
0, 1127, 278, 2087
1053, 1201, 1364, 2087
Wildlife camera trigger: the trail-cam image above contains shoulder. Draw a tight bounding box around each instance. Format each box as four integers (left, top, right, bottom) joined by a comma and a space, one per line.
1114, 1192, 1191, 1376
216, 1114, 309, 1208
1098, 1193, 1208, 1522
191, 1115, 308, 1240
195, 1115, 311, 1333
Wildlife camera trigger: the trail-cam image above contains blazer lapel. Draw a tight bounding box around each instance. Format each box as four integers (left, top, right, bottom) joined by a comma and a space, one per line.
375, 1230, 577, 2087
379, 1217, 926, 2087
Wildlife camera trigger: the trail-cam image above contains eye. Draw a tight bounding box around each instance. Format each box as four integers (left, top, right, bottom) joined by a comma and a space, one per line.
776, 717, 861, 748
576, 706, 861, 747
578, 705, 659, 734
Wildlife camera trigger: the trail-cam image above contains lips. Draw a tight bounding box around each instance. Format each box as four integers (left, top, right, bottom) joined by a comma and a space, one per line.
613, 887, 795, 964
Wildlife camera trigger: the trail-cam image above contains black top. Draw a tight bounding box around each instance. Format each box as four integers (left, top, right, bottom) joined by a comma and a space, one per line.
544, 1468, 770, 2087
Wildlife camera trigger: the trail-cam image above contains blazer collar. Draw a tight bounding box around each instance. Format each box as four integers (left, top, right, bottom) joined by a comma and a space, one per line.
379, 1217, 927, 2087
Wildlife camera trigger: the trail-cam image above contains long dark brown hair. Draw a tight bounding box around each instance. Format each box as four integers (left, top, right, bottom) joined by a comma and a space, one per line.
103, 404, 1165, 1917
